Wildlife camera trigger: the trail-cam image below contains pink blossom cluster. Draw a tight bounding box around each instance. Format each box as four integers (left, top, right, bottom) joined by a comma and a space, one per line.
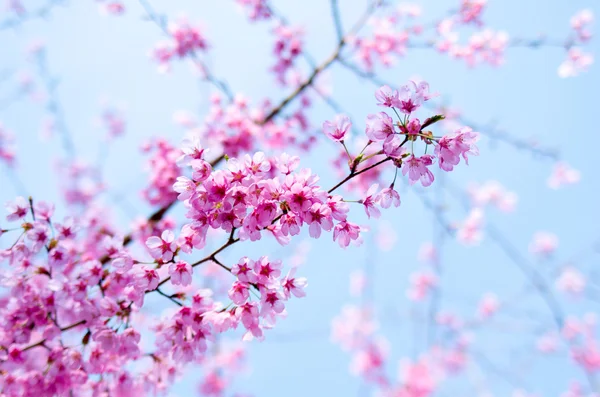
153, 255, 307, 360
529, 231, 559, 257
407, 271, 437, 301
565, 315, 600, 373
323, 82, 478, 201
331, 305, 389, 385
559, 47, 594, 78
437, 24, 509, 67
0, 190, 304, 394
351, 15, 411, 70
141, 138, 182, 207
458, 0, 487, 25
196, 93, 315, 155
477, 292, 500, 318
571, 10, 594, 43
152, 18, 208, 72
197, 343, 247, 395
560, 10, 594, 78
384, 356, 441, 397
0, 197, 167, 395
456, 208, 484, 245
55, 160, 104, 205
271, 24, 303, 85
236, 0, 271, 21
331, 303, 461, 396
547, 162, 581, 189
556, 267, 586, 297
173, 144, 363, 248
467, 180, 517, 212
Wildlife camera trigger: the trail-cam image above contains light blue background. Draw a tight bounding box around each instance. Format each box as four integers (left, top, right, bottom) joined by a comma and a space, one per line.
1, 1, 599, 396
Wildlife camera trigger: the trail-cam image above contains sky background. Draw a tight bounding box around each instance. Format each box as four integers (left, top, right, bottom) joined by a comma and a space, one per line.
1, 0, 599, 396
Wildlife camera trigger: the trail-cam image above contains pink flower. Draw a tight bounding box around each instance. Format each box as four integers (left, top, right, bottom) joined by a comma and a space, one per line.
361, 184, 381, 219
571, 9, 594, 41
169, 261, 193, 286
468, 180, 517, 212
232, 257, 257, 283
435, 127, 479, 171
529, 231, 558, 257
333, 221, 361, 248
237, 0, 272, 21
244, 151, 271, 174
327, 195, 349, 221
260, 289, 285, 315
277, 153, 300, 174
383, 134, 407, 159
375, 85, 401, 108
199, 371, 226, 396
378, 186, 400, 208
307, 203, 333, 238
547, 162, 581, 189
190, 159, 212, 181
177, 136, 206, 166
558, 48, 593, 78
5, 196, 29, 221
26, 222, 50, 252
402, 154, 435, 186
478, 293, 500, 318
405, 118, 421, 136
173, 176, 196, 200
457, 208, 484, 245
253, 256, 282, 284
146, 230, 177, 262
366, 112, 395, 141
281, 268, 307, 299
136, 266, 160, 291
33, 200, 54, 221
407, 271, 437, 301
396, 81, 431, 114
228, 281, 250, 304
556, 267, 586, 296
397, 358, 438, 397
323, 114, 351, 142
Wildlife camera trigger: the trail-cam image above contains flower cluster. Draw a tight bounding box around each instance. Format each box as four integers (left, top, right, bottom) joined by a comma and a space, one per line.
459, 0, 487, 25
437, 24, 509, 67
174, 144, 364, 247
547, 162, 581, 189
331, 305, 389, 385
351, 15, 410, 71
323, 81, 478, 192
153, 255, 307, 362
152, 18, 208, 72
565, 314, 600, 373
529, 231, 559, 257
467, 180, 517, 212
236, 0, 272, 21
559, 10, 594, 78
571, 10, 594, 43
271, 24, 304, 85
141, 138, 182, 207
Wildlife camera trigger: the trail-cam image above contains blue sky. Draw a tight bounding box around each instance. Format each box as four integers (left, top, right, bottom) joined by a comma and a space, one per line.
1, 1, 599, 396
